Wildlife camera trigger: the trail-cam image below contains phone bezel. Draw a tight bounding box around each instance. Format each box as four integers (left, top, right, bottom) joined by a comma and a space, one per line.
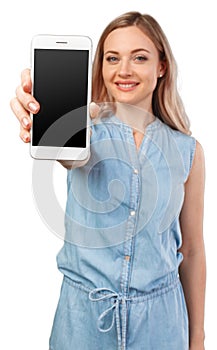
30, 34, 92, 160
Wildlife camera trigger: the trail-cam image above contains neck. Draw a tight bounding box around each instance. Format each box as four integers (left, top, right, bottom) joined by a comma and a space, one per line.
115, 102, 155, 133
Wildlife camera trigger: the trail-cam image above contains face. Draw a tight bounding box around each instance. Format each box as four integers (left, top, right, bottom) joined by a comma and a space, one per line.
102, 26, 165, 112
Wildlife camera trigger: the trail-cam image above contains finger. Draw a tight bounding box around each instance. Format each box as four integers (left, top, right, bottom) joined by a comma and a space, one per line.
10, 97, 32, 129
15, 84, 40, 114
89, 102, 100, 119
21, 68, 32, 93
19, 124, 31, 143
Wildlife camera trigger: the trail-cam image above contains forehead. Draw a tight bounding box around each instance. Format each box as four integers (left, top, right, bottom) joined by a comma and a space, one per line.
104, 26, 157, 54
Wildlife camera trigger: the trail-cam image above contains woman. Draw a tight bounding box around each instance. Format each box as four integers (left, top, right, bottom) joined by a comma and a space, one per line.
10, 11, 206, 350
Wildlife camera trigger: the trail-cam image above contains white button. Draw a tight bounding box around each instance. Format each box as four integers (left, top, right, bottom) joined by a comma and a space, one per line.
130, 210, 136, 216
133, 168, 139, 174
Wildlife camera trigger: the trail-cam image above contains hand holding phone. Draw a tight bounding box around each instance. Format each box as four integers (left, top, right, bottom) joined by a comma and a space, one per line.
30, 34, 92, 160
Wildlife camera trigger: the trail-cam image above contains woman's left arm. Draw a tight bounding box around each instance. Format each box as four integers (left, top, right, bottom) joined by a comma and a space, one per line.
179, 140, 206, 350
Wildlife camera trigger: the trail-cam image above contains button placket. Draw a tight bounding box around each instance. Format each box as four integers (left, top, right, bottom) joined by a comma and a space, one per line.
120, 124, 141, 299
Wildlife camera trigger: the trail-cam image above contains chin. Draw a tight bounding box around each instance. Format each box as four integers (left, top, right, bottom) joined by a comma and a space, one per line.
114, 96, 135, 105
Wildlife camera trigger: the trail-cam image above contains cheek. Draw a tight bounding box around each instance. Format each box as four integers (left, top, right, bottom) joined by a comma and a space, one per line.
102, 64, 112, 81
143, 68, 158, 89
102, 66, 116, 94
102, 65, 109, 88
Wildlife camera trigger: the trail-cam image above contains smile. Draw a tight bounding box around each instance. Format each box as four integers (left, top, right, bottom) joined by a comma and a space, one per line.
115, 82, 139, 91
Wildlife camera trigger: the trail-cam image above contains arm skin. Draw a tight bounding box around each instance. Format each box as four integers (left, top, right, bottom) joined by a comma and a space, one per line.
179, 141, 206, 350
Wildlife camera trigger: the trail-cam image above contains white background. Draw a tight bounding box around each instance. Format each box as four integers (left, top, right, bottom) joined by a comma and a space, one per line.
0, 0, 216, 348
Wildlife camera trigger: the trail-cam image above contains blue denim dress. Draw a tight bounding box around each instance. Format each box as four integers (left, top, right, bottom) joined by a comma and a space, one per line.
49, 115, 196, 350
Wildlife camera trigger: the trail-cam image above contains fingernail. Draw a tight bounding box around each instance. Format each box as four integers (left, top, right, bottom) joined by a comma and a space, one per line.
23, 133, 30, 142
22, 82, 30, 92
22, 117, 30, 127
28, 102, 38, 112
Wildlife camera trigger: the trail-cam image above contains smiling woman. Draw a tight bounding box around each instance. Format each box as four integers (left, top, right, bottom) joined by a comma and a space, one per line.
92, 12, 190, 135
10, 10, 206, 350
102, 26, 166, 111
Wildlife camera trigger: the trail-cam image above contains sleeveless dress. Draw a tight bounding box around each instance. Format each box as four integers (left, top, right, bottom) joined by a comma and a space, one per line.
49, 115, 196, 350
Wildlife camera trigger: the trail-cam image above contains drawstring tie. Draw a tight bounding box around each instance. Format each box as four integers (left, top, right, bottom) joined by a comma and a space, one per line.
89, 287, 128, 349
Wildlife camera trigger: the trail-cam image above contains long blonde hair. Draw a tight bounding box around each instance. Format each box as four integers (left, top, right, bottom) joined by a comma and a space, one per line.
92, 11, 191, 135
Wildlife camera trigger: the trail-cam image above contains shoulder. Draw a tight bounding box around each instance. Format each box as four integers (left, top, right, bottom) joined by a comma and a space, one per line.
181, 140, 205, 226
194, 140, 205, 159
159, 122, 197, 178
162, 121, 195, 144
159, 119, 195, 147
188, 140, 205, 180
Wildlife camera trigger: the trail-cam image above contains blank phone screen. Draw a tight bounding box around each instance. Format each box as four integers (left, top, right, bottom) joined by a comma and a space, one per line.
33, 49, 89, 147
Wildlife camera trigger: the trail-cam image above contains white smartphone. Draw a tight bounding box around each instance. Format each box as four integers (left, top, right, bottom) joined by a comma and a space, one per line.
30, 34, 92, 160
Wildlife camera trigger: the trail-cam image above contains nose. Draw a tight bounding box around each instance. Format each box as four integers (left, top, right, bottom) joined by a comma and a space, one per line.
118, 58, 132, 77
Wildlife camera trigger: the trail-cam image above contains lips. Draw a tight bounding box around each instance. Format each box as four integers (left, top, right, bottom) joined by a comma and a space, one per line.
115, 81, 139, 91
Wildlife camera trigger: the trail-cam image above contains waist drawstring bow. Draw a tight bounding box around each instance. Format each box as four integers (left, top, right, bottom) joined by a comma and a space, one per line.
89, 287, 128, 349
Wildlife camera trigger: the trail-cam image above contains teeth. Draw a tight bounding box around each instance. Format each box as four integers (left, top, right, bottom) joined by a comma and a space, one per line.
118, 83, 136, 88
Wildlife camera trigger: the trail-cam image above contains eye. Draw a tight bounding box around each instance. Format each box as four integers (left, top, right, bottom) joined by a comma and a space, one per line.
106, 56, 119, 63
134, 55, 148, 63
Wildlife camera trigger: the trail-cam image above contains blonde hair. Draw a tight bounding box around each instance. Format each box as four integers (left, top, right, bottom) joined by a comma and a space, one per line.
92, 11, 191, 135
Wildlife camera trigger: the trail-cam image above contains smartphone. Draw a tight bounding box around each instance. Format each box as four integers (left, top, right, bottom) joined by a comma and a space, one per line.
30, 34, 92, 160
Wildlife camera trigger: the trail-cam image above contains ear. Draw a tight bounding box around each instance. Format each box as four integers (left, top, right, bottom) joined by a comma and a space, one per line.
158, 61, 167, 78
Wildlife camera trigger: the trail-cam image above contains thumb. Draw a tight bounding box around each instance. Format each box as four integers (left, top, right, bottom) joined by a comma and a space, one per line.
89, 102, 100, 119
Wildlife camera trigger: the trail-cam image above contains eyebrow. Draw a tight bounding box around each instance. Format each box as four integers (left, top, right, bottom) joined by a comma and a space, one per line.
104, 48, 151, 55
